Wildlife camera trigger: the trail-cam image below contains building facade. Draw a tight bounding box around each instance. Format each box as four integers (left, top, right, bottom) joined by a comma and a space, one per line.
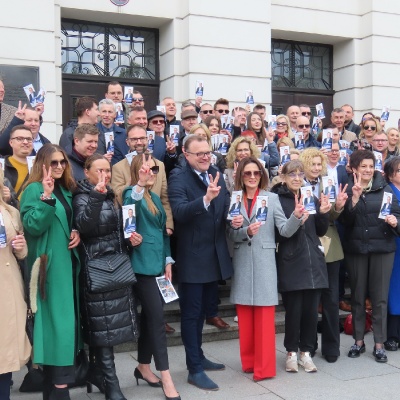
0, 0, 399, 142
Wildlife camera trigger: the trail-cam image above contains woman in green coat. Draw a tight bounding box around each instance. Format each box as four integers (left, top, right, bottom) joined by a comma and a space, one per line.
20, 144, 81, 400
123, 153, 180, 400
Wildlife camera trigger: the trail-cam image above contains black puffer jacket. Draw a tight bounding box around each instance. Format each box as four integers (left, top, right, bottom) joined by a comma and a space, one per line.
271, 183, 329, 292
339, 171, 400, 254
73, 180, 138, 347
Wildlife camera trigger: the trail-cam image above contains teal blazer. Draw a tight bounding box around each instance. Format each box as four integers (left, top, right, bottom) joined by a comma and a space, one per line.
123, 187, 171, 276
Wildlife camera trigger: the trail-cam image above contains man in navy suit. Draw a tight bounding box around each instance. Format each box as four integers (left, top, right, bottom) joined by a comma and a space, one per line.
168, 135, 241, 391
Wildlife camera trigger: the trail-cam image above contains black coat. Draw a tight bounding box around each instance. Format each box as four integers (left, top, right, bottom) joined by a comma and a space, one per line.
338, 171, 400, 254
168, 162, 233, 283
272, 183, 329, 292
73, 180, 138, 347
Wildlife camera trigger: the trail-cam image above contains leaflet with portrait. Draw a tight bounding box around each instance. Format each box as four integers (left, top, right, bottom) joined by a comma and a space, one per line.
122, 205, 136, 239
156, 276, 179, 304
322, 175, 337, 202
255, 195, 268, 224
301, 187, 316, 214
0, 212, 6, 248
227, 190, 243, 220
379, 192, 393, 220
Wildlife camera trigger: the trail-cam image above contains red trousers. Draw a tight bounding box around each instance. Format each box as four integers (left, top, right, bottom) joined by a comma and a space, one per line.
236, 304, 276, 380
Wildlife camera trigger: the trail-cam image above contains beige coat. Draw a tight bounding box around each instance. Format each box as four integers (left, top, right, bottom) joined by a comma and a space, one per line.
111, 158, 174, 230
0, 205, 31, 374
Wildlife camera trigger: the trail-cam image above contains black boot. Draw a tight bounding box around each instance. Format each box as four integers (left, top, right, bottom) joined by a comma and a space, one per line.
86, 346, 105, 393
48, 386, 70, 400
0, 372, 12, 400
97, 347, 126, 400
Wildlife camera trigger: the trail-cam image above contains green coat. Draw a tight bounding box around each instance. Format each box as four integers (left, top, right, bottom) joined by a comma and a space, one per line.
20, 182, 81, 366
123, 188, 171, 276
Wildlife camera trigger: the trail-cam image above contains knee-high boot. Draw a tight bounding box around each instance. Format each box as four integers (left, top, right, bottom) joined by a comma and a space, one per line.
86, 346, 105, 393
97, 347, 126, 400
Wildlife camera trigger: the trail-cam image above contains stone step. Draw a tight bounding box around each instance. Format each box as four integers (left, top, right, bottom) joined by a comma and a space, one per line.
115, 309, 351, 353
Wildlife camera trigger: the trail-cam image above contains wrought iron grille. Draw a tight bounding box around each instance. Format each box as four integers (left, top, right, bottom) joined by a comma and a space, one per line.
271, 40, 332, 90
61, 19, 158, 80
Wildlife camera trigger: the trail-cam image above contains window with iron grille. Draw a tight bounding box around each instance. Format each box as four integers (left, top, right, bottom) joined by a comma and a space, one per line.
271, 39, 333, 91
61, 19, 158, 80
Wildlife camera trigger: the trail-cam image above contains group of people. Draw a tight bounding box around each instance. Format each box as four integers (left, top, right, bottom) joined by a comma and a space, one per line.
1, 76, 400, 400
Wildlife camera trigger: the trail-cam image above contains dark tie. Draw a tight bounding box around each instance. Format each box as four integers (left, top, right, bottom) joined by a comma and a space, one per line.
200, 172, 208, 186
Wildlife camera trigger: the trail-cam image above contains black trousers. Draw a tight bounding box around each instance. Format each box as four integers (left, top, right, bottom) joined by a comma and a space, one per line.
321, 261, 340, 356
0, 372, 11, 400
134, 274, 169, 371
387, 314, 400, 341
345, 252, 394, 343
282, 289, 321, 353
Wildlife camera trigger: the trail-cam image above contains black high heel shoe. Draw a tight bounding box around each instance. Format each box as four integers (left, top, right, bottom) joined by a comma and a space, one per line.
134, 368, 162, 387
162, 383, 181, 400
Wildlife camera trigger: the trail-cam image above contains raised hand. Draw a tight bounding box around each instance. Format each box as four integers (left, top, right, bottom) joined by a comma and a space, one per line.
94, 169, 107, 193
233, 107, 241, 127
15, 101, 27, 120
335, 183, 348, 210
232, 161, 239, 180
42, 164, 54, 197
205, 171, 221, 203
351, 172, 362, 203
247, 221, 261, 236
166, 135, 177, 154
35, 102, 44, 116
137, 153, 152, 186
103, 153, 113, 163
319, 193, 332, 214
293, 193, 305, 219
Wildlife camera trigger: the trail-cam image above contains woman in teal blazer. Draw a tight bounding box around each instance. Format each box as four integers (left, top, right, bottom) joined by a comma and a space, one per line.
123, 153, 180, 400
20, 144, 81, 400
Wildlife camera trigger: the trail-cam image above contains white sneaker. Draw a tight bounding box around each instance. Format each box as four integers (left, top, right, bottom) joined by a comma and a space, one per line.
234, 316, 238, 323
285, 352, 298, 372
298, 352, 317, 372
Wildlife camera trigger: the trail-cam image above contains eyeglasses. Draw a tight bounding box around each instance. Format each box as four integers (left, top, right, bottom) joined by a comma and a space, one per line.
185, 151, 212, 158
50, 159, 67, 168
301, 112, 312, 116
372, 139, 388, 142
297, 124, 310, 129
216, 109, 229, 114
150, 119, 165, 125
287, 172, 305, 179
11, 136, 33, 143
201, 110, 213, 114
276, 122, 287, 126
242, 170, 262, 178
127, 137, 147, 143
132, 98, 144, 102
363, 125, 376, 131
150, 166, 159, 174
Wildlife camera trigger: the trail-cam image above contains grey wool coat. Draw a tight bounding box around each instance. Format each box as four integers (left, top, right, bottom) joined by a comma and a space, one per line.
227, 190, 302, 306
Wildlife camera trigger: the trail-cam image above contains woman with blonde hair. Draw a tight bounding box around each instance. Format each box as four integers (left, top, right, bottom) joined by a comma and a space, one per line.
359, 117, 382, 145
224, 137, 260, 193
299, 147, 327, 192
0, 167, 31, 399
123, 153, 180, 400
20, 143, 80, 400
274, 114, 294, 142
387, 127, 400, 156
277, 136, 295, 150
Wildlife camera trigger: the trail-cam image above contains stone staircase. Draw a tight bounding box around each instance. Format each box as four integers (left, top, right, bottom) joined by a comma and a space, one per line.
115, 280, 351, 353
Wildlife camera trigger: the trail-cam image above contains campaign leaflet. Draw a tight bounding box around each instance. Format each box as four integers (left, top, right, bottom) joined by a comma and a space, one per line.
379, 192, 392, 219
373, 151, 383, 171
195, 80, 204, 97
105, 131, 115, 154
280, 146, 291, 165
322, 175, 337, 202
27, 156, 36, 174
301, 186, 316, 214
338, 150, 347, 166
322, 129, 333, 150
122, 205, 136, 239
147, 131, 155, 153
295, 132, 304, 150
115, 103, 124, 123
255, 195, 268, 224
0, 212, 6, 248
156, 276, 179, 304
227, 190, 243, 220
124, 86, 134, 104
315, 103, 325, 119
169, 125, 180, 146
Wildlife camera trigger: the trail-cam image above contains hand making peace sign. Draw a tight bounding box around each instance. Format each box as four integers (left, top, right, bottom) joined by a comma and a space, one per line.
319, 193, 332, 214
204, 171, 221, 203
293, 193, 306, 219
335, 183, 348, 211
42, 164, 54, 197
94, 169, 107, 193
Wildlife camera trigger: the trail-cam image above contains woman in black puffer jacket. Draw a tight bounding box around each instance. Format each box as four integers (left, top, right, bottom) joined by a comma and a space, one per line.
271, 160, 330, 373
73, 154, 139, 400
339, 150, 400, 363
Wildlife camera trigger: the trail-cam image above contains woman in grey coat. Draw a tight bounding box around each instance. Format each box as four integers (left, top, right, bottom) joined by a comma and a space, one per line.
227, 156, 305, 381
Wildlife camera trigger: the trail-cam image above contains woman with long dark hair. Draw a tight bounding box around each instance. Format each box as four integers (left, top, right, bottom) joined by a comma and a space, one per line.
20, 144, 80, 400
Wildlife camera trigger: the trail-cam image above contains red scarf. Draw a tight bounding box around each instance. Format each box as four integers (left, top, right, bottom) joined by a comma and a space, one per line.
244, 188, 259, 217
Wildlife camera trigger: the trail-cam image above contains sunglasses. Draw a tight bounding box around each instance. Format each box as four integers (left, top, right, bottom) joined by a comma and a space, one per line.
201, 110, 214, 114
50, 159, 67, 168
276, 122, 287, 126
242, 170, 262, 178
363, 125, 376, 131
216, 109, 230, 114
150, 166, 160, 174
132, 97, 144, 102
297, 124, 310, 129
301, 112, 312, 116
151, 119, 165, 125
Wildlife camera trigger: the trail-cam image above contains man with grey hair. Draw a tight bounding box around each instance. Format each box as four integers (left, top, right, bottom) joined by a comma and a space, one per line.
286, 105, 301, 132
330, 108, 357, 143
0, 79, 17, 135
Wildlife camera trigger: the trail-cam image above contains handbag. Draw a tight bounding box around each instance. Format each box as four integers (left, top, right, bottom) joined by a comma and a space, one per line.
83, 211, 136, 293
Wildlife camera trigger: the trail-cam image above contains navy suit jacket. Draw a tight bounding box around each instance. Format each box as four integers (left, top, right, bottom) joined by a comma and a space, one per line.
168, 163, 233, 283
